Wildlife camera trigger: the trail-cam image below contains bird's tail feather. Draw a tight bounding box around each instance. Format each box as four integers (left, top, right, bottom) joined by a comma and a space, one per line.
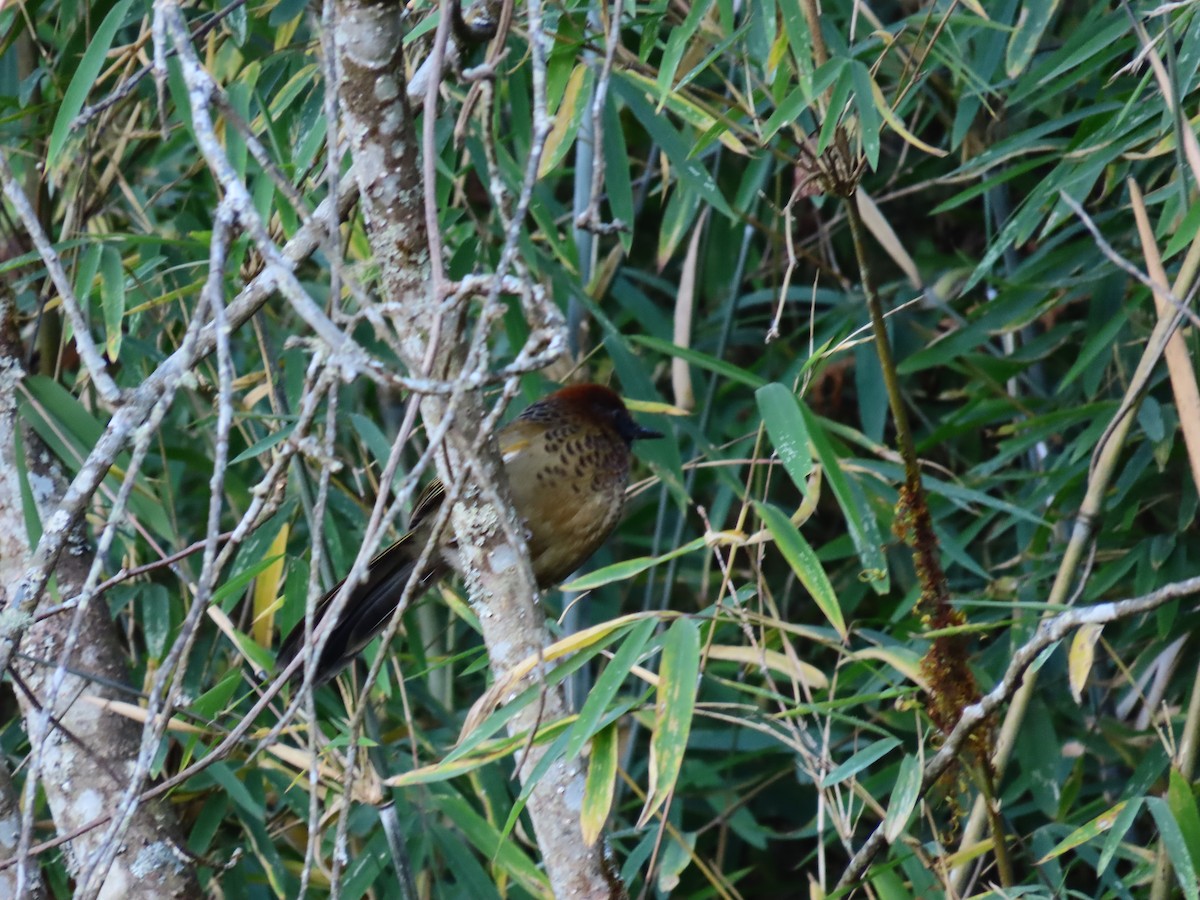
277, 533, 438, 684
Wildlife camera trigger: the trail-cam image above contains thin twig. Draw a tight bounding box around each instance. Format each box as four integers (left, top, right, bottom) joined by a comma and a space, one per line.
838, 575, 1200, 889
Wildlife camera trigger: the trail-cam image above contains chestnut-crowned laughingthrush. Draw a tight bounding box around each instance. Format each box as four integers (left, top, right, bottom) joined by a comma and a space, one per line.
278, 384, 662, 683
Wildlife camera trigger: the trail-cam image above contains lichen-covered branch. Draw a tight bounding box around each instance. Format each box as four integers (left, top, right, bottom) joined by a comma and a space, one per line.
0, 297, 198, 898
331, 0, 621, 894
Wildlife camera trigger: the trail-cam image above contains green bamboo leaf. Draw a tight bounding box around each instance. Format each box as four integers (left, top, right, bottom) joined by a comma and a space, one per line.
100, 245, 125, 361
401, 9, 442, 45
48, 0, 135, 172
562, 536, 709, 592
613, 76, 734, 218
817, 63, 854, 157
761, 86, 811, 144
917, 471, 1048, 528
429, 825, 502, 899
1039, 799, 1130, 862
208, 762, 260, 820
71, 243, 104, 319
637, 618, 700, 829
762, 60, 843, 143
180, 670, 240, 765
799, 405, 889, 593
850, 61, 881, 170
602, 95, 635, 253
657, 186, 702, 269
629, 334, 765, 389
564, 617, 657, 762
19, 378, 99, 472
1006, 0, 1063, 79
1007, 15, 1127, 107
1165, 196, 1200, 260
438, 795, 550, 896
756, 382, 814, 495
622, 69, 750, 157
931, 158, 1045, 215
140, 583, 171, 661
12, 425, 40, 545
674, 18, 752, 99
189, 669, 244, 722
446, 623, 636, 765
883, 753, 922, 843
225, 80, 251, 178
1058, 309, 1129, 390
349, 412, 394, 469
214, 554, 283, 609
1168, 769, 1200, 871
656, 0, 716, 107
239, 813, 293, 895
1147, 797, 1199, 900
755, 501, 847, 639
19, 376, 174, 541
777, 0, 814, 79
821, 737, 900, 788
581, 722, 619, 846
1097, 797, 1142, 876
230, 423, 298, 465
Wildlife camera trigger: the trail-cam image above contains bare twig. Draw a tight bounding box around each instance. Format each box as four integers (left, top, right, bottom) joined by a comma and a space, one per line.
838, 575, 1200, 889
575, 0, 626, 234
0, 150, 122, 405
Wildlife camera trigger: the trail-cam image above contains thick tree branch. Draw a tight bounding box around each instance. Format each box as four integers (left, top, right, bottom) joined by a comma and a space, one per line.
330, 0, 621, 895
0, 297, 198, 898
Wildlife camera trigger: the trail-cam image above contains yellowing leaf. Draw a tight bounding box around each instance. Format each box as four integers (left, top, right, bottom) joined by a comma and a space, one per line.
401, 718, 576, 788
622, 69, 750, 156
1038, 800, 1129, 863
851, 646, 929, 690
706, 644, 828, 689
459, 613, 672, 742
540, 64, 589, 178
637, 618, 700, 828
857, 189, 922, 289
252, 523, 289, 647
766, 30, 789, 80
83, 696, 207, 735
623, 398, 691, 417
266, 742, 383, 804
1069, 623, 1104, 704
870, 79, 947, 159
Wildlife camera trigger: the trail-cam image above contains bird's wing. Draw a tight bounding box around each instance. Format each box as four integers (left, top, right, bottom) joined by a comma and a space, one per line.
409, 422, 534, 528
278, 530, 416, 674
497, 418, 541, 462
409, 478, 445, 530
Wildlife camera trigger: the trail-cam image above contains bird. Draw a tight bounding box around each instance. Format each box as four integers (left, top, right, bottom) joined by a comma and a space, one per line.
278, 383, 662, 684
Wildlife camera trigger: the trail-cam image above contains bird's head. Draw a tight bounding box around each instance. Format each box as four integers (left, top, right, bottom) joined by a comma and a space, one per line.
546, 384, 664, 445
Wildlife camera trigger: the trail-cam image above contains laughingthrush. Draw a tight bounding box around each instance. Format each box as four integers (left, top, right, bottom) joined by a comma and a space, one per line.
278, 384, 661, 683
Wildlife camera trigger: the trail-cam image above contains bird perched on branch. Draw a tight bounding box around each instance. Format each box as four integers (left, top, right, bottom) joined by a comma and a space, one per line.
278, 384, 662, 684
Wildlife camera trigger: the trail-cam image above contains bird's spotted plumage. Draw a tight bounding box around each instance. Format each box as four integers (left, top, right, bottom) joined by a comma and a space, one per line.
278, 384, 660, 683
504, 396, 634, 586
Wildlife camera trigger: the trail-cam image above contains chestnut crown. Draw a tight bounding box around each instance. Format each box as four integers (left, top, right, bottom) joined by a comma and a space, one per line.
534, 384, 663, 445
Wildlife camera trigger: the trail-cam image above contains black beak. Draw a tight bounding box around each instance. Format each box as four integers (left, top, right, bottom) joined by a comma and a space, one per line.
615, 410, 664, 444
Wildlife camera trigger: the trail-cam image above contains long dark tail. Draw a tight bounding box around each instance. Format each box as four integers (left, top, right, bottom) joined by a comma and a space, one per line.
277, 533, 440, 685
